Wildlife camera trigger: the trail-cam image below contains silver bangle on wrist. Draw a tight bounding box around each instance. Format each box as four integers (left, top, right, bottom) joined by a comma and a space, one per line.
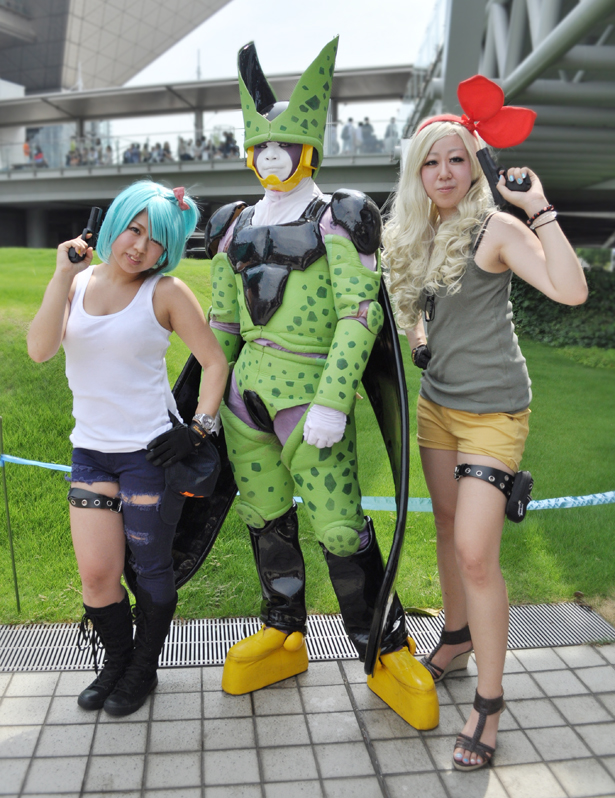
530, 210, 557, 231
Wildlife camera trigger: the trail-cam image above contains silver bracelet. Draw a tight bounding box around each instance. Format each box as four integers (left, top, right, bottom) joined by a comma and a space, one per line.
530, 210, 558, 230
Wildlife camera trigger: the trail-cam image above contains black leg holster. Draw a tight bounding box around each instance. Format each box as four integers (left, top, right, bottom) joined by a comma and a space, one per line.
322, 517, 407, 661
249, 503, 307, 635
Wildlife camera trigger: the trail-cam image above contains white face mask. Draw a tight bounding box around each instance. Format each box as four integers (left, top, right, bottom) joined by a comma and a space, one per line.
254, 141, 294, 182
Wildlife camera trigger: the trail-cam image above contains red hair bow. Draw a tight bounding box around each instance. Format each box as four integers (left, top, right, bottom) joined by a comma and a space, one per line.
418, 75, 536, 149
172, 186, 190, 211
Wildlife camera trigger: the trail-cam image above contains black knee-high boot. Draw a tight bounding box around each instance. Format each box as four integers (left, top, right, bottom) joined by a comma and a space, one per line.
77, 591, 134, 710
322, 517, 407, 660
249, 503, 307, 634
103, 586, 177, 717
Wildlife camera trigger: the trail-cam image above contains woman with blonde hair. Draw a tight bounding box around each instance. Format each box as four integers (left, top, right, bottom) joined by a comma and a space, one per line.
383, 77, 587, 771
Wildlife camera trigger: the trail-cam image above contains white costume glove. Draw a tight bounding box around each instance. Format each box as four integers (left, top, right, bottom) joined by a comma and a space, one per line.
303, 404, 347, 448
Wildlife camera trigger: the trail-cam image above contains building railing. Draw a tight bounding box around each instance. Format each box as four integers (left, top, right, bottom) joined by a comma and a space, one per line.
1, 118, 404, 173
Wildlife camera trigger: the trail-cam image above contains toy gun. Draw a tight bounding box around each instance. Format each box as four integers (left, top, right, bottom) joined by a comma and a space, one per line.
68, 206, 103, 263
476, 147, 531, 206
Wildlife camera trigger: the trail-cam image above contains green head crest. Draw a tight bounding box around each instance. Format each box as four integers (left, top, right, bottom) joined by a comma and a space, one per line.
238, 36, 338, 171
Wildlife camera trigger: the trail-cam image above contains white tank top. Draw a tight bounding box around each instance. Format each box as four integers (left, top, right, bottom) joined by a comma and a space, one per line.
63, 264, 180, 452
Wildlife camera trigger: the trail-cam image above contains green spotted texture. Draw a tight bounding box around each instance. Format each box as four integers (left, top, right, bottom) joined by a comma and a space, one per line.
234, 342, 325, 419
290, 413, 363, 555
239, 37, 338, 168
213, 252, 335, 356
220, 402, 294, 525
312, 237, 382, 414
221, 398, 363, 553
325, 236, 381, 318
366, 300, 385, 335
209, 216, 380, 558
210, 327, 242, 364
208, 253, 242, 363
313, 318, 373, 416
210, 253, 240, 324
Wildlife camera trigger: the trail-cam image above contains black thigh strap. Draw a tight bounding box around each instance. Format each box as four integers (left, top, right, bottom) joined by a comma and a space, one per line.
454, 464, 514, 499
68, 487, 123, 513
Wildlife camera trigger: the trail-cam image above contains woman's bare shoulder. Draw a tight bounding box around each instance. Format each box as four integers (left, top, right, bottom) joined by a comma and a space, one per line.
474, 211, 530, 272
154, 273, 202, 311
488, 210, 528, 239
154, 274, 188, 296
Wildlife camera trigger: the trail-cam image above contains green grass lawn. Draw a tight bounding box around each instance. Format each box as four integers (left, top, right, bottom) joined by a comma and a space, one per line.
1, 248, 614, 625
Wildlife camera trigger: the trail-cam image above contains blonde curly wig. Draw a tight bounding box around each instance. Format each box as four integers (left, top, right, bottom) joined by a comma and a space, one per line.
382, 120, 494, 329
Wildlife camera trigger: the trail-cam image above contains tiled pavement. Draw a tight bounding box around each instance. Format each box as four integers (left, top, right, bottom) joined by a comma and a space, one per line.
1, 644, 615, 798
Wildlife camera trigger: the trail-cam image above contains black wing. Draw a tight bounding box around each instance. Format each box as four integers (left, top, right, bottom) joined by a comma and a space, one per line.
361, 282, 410, 676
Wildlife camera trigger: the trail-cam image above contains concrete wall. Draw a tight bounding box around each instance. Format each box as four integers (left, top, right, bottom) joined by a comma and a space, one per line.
0, 78, 25, 171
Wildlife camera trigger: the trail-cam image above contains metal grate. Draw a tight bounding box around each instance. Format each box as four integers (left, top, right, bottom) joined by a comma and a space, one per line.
0, 603, 613, 672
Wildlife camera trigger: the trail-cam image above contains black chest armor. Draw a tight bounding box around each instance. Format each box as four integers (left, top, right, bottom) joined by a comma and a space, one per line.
227, 197, 328, 326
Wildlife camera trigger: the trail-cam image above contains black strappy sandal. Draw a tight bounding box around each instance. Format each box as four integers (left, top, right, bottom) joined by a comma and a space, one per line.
453, 690, 506, 772
421, 624, 473, 682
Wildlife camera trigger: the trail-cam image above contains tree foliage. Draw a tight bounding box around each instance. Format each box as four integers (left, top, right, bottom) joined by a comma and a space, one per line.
511, 268, 615, 349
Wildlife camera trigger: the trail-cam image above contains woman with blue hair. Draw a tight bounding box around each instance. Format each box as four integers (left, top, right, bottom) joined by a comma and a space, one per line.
28, 180, 228, 716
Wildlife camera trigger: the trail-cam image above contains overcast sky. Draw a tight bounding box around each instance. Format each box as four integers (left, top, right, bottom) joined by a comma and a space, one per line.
112, 0, 436, 147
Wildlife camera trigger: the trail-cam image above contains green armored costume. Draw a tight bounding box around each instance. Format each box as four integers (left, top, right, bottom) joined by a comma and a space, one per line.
207, 37, 438, 731
209, 189, 384, 557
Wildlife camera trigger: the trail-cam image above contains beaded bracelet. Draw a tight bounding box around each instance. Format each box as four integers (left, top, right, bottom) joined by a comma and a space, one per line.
526, 205, 554, 227
531, 211, 558, 231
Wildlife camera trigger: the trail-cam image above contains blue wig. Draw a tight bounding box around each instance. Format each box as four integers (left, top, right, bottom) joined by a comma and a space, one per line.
97, 181, 199, 273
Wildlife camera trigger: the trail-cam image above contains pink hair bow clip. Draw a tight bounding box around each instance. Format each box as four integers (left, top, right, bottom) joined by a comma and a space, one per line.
172, 186, 190, 211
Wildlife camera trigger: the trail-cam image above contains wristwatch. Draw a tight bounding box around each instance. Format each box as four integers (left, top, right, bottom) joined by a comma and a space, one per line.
192, 413, 217, 435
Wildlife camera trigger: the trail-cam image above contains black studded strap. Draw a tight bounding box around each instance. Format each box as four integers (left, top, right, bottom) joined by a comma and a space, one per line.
68, 487, 122, 513
454, 464, 514, 499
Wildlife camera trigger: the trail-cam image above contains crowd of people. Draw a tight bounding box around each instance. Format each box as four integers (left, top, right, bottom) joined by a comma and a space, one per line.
66, 137, 114, 167
21, 122, 398, 172
62, 132, 241, 168
177, 132, 240, 161
340, 115, 400, 155
22, 138, 49, 167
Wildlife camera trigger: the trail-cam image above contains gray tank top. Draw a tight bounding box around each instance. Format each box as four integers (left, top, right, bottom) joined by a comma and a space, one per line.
420, 216, 531, 414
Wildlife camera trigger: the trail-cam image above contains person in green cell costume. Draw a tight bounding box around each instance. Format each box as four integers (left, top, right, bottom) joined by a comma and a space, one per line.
206, 37, 438, 730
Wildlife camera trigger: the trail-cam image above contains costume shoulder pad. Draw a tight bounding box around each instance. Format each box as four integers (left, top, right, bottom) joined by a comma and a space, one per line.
330, 189, 381, 254
204, 201, 248, 257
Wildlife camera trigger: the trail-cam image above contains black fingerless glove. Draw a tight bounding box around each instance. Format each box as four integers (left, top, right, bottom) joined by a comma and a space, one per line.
145, 421, 207, 467
412, 344, 431, 370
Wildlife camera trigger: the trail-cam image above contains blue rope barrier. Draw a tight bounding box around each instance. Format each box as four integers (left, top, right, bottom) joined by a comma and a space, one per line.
1, 454, 71, 473
2, 454, 614, 512
353, 493, 615, 513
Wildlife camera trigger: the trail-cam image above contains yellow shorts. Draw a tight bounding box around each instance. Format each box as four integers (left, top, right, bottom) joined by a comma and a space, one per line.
417, 395, 530, 472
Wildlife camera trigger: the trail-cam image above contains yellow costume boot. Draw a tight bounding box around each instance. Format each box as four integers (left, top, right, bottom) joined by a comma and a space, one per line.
222, 625, 308, 694
223, 505, 308, 694
323, 518, 438, 728
367, 638, 439, 730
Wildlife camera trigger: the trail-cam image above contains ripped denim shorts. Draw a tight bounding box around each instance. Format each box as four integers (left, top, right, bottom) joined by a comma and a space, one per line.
70, 447, 165, 500
70, 447, 175, 604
